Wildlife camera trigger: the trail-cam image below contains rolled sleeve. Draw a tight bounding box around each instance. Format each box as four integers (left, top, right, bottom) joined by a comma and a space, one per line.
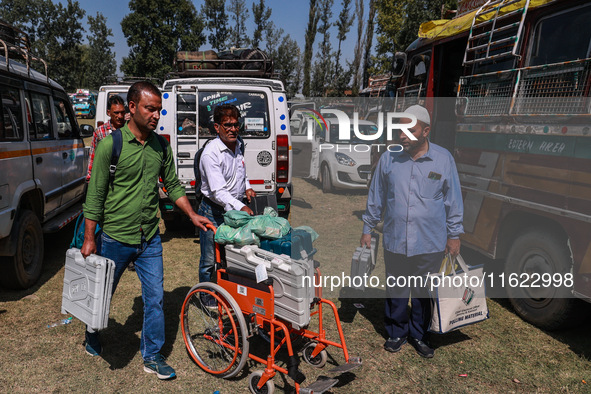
362, 155, 386, 234
83, 135, 112, 222
444, 155, 464, 238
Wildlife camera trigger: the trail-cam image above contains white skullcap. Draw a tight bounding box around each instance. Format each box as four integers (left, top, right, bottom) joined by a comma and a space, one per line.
404, 104, 430, 126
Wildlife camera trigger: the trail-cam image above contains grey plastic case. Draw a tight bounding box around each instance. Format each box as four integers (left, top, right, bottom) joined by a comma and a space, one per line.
61, 248, 115, 331
224, 244, 313, 329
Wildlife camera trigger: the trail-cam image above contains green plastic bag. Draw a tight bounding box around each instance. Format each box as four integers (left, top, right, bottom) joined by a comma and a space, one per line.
293, 225, 319, 242
246, 215, 291, 239
223, 210, 254, 228
215, 224, 260, 246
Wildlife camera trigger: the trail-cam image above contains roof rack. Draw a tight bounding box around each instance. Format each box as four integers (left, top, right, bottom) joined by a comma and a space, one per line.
0, 20, 48, 82
167, 57, 275, 79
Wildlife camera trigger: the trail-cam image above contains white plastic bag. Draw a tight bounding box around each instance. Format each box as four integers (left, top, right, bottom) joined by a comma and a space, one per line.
428, 254, 489, 334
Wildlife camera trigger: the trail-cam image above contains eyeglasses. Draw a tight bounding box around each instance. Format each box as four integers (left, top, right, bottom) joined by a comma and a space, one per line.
220, 122, 240, 129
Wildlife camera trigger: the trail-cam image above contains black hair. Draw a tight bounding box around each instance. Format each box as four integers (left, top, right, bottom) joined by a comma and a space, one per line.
214, 104, 240, 124
107, 95, 125, 110
127, 81, 161, 105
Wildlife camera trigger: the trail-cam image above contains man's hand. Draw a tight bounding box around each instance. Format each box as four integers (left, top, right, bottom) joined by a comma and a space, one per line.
190, 213, 212, 232
360, 233, 372, 248
240, 205, 254, 216
245, 188, 256, 203
80, 217, 99, 258
80, 239, 96, 259
445, 238, 461, 257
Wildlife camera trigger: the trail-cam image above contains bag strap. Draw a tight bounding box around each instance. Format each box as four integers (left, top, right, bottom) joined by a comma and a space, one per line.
454, 254, 471, 273
109, 129, 123, 191
109, 130, 168, 191
440, 254, 456, 275
155, 133, 168, 164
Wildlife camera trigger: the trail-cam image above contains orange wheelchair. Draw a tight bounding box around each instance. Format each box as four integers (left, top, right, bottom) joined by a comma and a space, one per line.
180, 225, 361, 393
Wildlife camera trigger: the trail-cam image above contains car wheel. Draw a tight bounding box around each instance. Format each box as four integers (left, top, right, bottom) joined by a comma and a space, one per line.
0, 210, 44, 289
505, 228, 582, 330
321, 164, 332, 193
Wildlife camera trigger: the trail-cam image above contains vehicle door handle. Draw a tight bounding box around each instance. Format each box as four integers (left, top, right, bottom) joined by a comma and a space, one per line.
62, 152, 68, 159
36, 157, 42, 164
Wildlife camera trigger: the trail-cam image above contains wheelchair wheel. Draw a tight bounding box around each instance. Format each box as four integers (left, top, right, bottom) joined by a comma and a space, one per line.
248, 370, 275, 394
181, 282, 249, 378
302, 342, 328, 368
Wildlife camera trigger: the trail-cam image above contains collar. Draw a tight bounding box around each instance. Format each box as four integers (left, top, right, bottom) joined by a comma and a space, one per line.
213, 136, 242, 154
121, 123, 156, 144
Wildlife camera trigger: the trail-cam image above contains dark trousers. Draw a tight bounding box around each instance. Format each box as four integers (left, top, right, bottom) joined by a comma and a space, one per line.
384, 250, 444, 341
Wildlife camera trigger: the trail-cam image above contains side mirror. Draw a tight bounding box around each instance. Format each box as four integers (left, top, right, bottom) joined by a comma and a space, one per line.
391, 52, 407, 78
80, 124, 94, 138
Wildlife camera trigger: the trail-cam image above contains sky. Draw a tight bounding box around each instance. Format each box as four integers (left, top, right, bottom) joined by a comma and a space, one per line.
61, 0, 370, 74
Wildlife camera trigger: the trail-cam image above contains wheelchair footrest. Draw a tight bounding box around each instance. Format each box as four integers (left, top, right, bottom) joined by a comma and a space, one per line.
327, 356, 362, 374
300, 376, 339, 394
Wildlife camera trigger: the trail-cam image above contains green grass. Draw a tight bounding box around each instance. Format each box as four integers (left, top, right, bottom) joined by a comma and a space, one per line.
1, 177, 590, 393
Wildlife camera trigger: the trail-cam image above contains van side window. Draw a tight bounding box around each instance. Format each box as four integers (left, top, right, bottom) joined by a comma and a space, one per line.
54, 98, 75, 139
0, 86, 23, 141
529, 4, 591, 66
28, 93, 52, 140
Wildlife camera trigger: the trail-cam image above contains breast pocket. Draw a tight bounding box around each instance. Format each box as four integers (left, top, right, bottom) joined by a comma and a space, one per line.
419, 177, 443, 199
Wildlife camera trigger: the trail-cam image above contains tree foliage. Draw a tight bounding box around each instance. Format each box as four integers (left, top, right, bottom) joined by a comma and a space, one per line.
251, 0, 271, 48
310, 0, 333, 97
334, 0, 354, 73
351, 0, 365, 95
0, 0, 90, 91
201, 0, 228, 51
362, 0, 377, 89
121, 0, 205, 81
302, 0, 320, 97
373, 0, 457, 73
84, 12, 116, 89
227, 0, 249, 48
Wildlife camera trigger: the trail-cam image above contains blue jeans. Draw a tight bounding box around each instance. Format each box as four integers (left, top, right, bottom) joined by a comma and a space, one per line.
198, 199, 225, 283
100, 231, 165, 361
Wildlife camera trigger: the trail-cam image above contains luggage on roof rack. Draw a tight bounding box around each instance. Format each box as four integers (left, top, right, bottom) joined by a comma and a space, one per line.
169, 47, 275, 78
0, 19, 48, 80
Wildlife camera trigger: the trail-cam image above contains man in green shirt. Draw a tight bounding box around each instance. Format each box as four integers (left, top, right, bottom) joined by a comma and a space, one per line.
81, 81, 211, 379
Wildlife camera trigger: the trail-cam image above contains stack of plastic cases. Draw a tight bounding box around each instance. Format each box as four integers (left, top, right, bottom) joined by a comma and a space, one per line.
61, 248, 115, 331
350, 233, 379, 291
224, 244, 314, 329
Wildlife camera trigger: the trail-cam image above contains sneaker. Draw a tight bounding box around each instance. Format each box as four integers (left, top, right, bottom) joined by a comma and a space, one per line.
143, 354, 176, 380
409, 337, 435, 358
384, 337, 407, 353
84, 331, 102, 356
200, 292, 218, 309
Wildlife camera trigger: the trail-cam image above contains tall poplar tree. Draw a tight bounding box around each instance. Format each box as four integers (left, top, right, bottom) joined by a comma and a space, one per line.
227, 0, 249, 48
302, 0, 320, 97
201, 0, 228, 51
85, 12, 116, 89
251, 0, 271, 48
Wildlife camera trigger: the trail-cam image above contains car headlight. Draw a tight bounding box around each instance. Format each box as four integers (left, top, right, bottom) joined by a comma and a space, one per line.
335, 152, 356, 166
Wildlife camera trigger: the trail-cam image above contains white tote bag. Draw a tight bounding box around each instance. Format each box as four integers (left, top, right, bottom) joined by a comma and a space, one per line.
428, 254, 489, 334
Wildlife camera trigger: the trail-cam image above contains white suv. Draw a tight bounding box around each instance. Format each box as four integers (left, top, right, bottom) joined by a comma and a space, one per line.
0, 23, 90, 289
291, 117, 376, 192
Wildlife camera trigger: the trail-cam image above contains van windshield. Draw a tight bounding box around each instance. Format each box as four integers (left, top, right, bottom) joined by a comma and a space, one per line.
197, 91, 270, 139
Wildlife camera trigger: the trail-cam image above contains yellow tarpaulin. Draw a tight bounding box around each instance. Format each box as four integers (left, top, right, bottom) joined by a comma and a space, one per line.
418, 0, 556, 40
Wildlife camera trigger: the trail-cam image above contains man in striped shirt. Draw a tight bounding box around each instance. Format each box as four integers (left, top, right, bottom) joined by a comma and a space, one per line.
86, 95, 126, 182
